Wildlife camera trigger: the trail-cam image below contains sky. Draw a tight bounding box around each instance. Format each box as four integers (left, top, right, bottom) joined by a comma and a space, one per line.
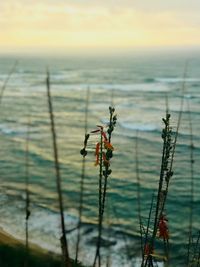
0, 0, 200, 53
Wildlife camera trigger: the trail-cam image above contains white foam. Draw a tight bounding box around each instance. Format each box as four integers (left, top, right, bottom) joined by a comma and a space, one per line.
155, 77, 200, 83
0, 124, 14, 134
0, 202, 165, 267
0, 123, 28, 136
120, 122, 157, 132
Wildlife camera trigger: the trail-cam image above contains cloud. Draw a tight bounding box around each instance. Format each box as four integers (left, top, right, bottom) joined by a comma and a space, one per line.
0, 0, 200, 49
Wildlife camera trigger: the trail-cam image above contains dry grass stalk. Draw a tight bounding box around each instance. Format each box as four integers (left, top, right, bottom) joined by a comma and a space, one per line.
0, 60, 18, 104
46, 70, 71, 267
93, 107, 117, 267
135, 130, 143, 257
24, 116, 31, 267
75, 87, 90, 263
186, 98, 195, 266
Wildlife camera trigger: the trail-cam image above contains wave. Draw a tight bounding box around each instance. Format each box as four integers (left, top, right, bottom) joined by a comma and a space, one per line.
191, 83, 200, 88
0, 201, 139, 267
155, 77, 200, 83
119, 122, 158, 132
50, 82, 169, 93
0, 124, 18, 135
184, 94, 197, 99
0, 123, 28, 136
143, 77, 156, 83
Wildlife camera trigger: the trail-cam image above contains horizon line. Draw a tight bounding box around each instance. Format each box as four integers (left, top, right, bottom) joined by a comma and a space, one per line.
0, 45, 200, 57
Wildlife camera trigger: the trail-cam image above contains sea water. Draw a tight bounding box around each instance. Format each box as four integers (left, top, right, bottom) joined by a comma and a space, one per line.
0, 50, 200, 266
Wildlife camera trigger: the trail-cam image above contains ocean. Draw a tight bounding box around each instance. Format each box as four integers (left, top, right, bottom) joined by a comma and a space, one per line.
0, 50, 200, 266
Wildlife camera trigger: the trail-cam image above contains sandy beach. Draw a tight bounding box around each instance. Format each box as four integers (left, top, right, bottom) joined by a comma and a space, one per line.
0, 227, 85, 267
0, 227, 22, 246
0, 227, 63, 267
0, 226, 47, 252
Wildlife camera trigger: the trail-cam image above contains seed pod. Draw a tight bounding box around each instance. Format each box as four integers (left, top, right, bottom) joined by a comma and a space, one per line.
80, 148, 87, 157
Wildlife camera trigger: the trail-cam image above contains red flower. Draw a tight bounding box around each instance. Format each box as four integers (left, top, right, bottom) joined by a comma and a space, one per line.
144, 243, 153, 256
95, 142, 100, 166
91, 125, 114, 165
101, 131, 108, 141
104, 140, 114, 150
158, 215, 169, 240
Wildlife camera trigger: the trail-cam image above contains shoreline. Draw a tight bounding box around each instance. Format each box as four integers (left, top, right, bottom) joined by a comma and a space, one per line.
0, 226, 54, 254
0, 227, 62, 266
0, 227, 21, 246
0, 227, 85, 267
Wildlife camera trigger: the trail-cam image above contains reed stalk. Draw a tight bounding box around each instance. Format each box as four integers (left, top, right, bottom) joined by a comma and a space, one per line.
143, 111, 173, 267
93, 107, 117, 267
186, 98, 195, 266
142, 194, 155, 267
105, 203, 112, 267
24, 116, 31, 267
153, 113, 172, 237
0, 60, 18, 105
190, 231, 200, 266
46, 70, 71, 267
144, 63, 188, 266
75, 87, 90, 263
93, 131, 103, 267
166, 62, 188, 184
101, 107, 116, 218
159, 63, 188, 218
135, 130, 143, 257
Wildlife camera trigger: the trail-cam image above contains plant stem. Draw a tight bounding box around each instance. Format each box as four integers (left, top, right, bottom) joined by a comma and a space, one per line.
186, 98, 194, 266
101, 108, 113, 218
93, 132, 103, 267
46, 70, 71, 267
135, 130, 143, 257
142, 194, 155, 267
75, 87, 90, 263
0, 60, 18, 105
24, 116, 31, 267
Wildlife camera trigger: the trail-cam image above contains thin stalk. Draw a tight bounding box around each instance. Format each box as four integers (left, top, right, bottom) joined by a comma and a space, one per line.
152, 115, 172, 267
168, 62, 188, 178
158, 63, 188, 219
151, 114, 170, 245
161, 95, 170, 215
93, 132, 103, 267
194, 231, 200, 267
142, 194, 155, 267
24, 116, 31, 267
46, 70, 71, 267
144, 64, 188, 267
186, 98, 195, 266
75, 87, 90, 263
101, 107, 114, 217
105, 201, 112, 267
93, 107, 116, 267
144, 114, 173, 266
196, 237, 200, 267
155, 64, 188, 264
111, 89, 114, 107
0, 60, 18, 104
157, 63, 188, 223
165, 94, 169, 116
135, 130, 143, 256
